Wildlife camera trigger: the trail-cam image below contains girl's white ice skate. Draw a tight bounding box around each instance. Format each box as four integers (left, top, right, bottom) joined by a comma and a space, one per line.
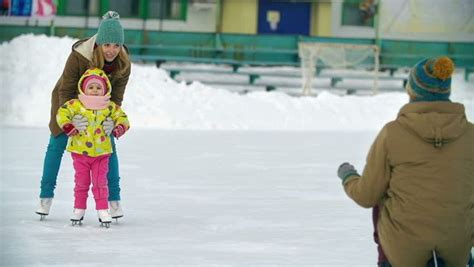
36, 198, 53, 221
70, 209, 85, 226
97, 209, 112, 228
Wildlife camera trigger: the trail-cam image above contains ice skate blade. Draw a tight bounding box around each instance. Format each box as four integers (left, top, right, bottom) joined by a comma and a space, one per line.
100, 222, 111, 228
111, 215, 123, 219
36, 212, 48, 221
99, 219, 111, 228
71, 217, 84, 226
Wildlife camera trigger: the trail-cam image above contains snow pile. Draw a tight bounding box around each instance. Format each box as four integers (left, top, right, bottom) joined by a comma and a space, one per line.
1, 34, 472, 130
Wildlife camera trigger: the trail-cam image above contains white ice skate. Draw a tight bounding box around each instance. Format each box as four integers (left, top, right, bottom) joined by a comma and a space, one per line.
97, 209, 112, 228
70, 209, 86, 226
109, 201, 123, 221
35, 198, 53, 220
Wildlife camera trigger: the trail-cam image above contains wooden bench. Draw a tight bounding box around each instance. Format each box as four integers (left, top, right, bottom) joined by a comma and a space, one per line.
132, 54, 300, 71
128, 43, 414, 93
318, 73, 407, 88
381, 52, 474, 81
162, 67, 301, 84
178, 78, 405, 96
129, 44, 299, 71
162, 66, 408, 89
127, 40, 473, 80
166, 69, 407, 96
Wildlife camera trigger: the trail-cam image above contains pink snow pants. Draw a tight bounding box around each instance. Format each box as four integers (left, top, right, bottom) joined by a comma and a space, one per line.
71, 153, 110, 210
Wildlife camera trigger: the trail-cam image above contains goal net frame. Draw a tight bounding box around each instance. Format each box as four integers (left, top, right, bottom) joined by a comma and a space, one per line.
298, 42, 380, 95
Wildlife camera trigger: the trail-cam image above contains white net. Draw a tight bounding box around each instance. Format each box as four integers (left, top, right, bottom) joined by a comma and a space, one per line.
298, 42, 380, 95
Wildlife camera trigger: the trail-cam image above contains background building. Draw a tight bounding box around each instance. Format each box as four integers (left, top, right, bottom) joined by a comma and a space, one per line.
1, 0, 473, 41
1, 0, 473, 78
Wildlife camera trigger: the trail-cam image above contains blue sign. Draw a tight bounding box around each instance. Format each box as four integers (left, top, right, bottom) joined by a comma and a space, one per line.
258, 0, 311, 35
10, 0, 33, 16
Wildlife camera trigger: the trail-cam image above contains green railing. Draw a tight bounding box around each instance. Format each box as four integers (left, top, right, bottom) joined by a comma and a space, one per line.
1, 25, 473, 80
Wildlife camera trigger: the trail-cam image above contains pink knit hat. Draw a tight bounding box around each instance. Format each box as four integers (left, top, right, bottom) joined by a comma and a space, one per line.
82, 75, 107, 96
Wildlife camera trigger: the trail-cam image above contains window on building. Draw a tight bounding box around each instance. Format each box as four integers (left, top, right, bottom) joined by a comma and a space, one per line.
108, 0, 140, 18
342, 0, 375, 27
148, 0, 185, 20
57, 0, 97, 16
56, 0, 186, 20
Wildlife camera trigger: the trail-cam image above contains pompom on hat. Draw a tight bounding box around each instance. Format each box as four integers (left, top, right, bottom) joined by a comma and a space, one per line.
406, 56, 455, 102
96, 11, 124, 45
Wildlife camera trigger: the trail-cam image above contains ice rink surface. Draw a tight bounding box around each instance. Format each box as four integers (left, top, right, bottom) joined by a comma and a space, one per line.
1, 128, 380, 266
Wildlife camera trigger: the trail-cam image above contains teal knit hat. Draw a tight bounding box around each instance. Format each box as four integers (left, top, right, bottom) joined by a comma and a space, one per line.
406, 56, 454, 102
96, 11, 124, 45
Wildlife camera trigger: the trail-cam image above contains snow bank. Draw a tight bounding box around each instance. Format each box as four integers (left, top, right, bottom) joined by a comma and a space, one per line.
1, 34, 472, 130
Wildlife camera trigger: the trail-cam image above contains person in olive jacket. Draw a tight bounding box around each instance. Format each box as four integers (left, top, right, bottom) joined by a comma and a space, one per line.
337, 56, 473, 267
36, 11, 131, 221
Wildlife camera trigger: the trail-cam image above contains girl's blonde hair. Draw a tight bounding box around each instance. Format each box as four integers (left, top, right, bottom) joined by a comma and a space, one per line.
90, 45, 130, 77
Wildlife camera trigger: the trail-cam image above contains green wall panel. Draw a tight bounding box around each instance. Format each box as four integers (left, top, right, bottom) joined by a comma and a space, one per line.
1, 25, 472, 68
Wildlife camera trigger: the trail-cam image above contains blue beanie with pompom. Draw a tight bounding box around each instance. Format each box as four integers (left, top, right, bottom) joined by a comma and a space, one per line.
406, 56, 454, 102
96, 11, 124, 45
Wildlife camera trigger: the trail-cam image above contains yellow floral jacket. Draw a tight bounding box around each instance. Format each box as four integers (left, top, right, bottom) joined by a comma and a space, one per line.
56, 68, 129, 157
57, 99, 129, 157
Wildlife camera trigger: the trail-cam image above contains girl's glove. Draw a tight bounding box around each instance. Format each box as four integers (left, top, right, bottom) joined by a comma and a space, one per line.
112, 124, 127, 139
72, 114, 88, 131
337, 162, 360, 184
102, 117, 115, 136
62, 123, 79, 137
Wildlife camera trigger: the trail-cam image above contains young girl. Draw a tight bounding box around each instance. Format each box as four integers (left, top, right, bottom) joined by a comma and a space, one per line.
56, 68, 129, 228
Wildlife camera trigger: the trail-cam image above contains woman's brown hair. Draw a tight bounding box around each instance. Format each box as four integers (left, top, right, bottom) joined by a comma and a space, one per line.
90, 46, 130, 77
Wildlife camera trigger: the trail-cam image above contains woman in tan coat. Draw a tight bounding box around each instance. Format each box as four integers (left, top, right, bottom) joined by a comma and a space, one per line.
337, 56, 473, 267
35, 11, 131, 221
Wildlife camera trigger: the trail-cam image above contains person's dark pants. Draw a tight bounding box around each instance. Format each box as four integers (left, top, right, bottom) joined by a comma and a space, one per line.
373, 205, 389, 266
